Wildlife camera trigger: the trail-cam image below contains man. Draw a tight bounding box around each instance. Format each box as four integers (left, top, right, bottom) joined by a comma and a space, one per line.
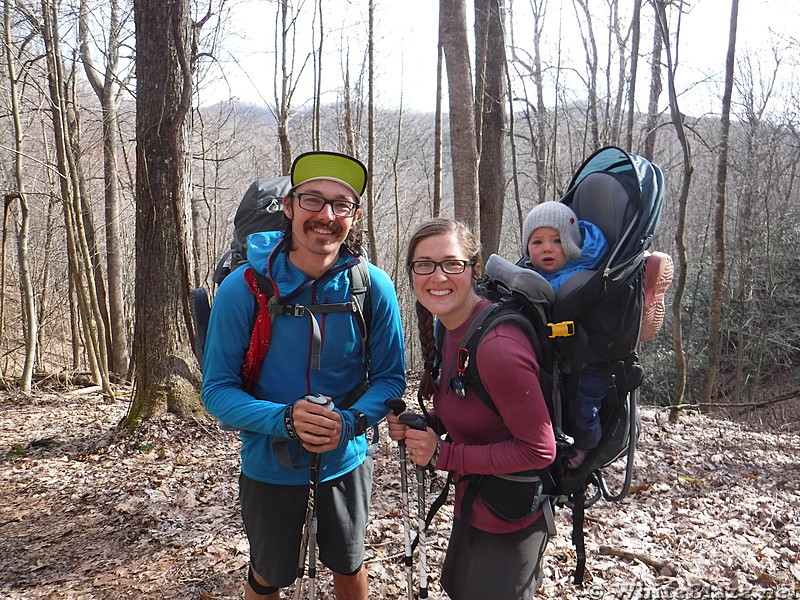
202, 151, 406, 599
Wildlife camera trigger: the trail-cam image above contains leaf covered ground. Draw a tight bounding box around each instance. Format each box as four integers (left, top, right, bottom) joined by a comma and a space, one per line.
1, 386, 798, 599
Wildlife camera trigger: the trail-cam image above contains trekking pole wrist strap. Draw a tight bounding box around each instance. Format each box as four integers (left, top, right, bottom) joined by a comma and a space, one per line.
284, 402, 300, 440
426, 438, 441, 470
337, 408, 354, 448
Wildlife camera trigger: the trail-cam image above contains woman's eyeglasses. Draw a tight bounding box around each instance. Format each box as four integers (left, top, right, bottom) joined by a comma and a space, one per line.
293, 193, 359, 218
408, 259, 476, 275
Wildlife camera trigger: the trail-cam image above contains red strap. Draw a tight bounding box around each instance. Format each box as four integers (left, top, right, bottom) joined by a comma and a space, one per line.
241, 267, 273, 392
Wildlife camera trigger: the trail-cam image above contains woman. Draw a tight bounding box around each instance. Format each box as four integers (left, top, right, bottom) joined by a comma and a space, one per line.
388, 218, 556, 600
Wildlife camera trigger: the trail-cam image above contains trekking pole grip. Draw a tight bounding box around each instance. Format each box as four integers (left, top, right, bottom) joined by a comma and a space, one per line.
385, 397, 406, 416
399, 412, 427, 432
305, 393, 333, 410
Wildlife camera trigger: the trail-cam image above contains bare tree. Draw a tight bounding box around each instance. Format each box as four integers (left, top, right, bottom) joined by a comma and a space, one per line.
41, 0, 113, 396
433, 19, 444, 218
625, 0, 642, 150
2, 0, 36, 392
440, 0, 480, 234
729, 51, 782, 409
125, 0, 202, 425
573, 0, 599, 149
699, 0, 740, 411
365, 0, 378, 264
475, 0, 507, 257
607, 0, 631, 143
529, 0, 550, 204
643, 0, 664, 158
508, 0, 550, 209
653, 0, 692, 421
273, 0, 305, 174
312, 0, 323, 149
78, 0, 132, 378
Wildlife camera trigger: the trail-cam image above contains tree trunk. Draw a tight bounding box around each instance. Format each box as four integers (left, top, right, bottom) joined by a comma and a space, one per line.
440, 0, 480, 236
312, 0, 323, 149
275, 0, 293, 174
3, 0, 37, 392
531, 2, 549, 204
79, 0, 130, 378
433, 27, 444, 218
72, 118, 113, 377
643, 0, 664, 159
475, 0, 506, 258
574, 0, 599, 149
365, 0, 378, 264
504, 0, 523, 242
126, 0, 202, 426
653, 1, 693, 422
508, 0, 550, 207
609, 1, 629, 143
391, 105, 404, 282
42, 0, 113, 397
699, 0, 739, 411
626, 0, 642, 151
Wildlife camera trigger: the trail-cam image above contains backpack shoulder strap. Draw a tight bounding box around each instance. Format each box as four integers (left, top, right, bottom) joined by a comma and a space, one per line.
241, 257, 372, 388
240, 267, 276, 391
349, 257, 372, 365
457, 303, 543, 414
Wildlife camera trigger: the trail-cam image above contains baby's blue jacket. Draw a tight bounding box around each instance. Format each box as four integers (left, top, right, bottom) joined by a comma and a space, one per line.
526, 220, 609, 292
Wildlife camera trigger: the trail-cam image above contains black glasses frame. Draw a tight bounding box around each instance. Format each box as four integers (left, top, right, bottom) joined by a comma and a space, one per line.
408, 259, 476, 275
293, 192, 360, 218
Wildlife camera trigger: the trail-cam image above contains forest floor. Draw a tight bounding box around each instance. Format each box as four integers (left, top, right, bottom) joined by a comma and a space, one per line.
0, 383, 798, 600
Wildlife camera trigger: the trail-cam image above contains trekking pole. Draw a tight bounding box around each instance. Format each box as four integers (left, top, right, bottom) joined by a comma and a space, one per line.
399, 412, 429, 599
295, 393, 333, 600
384, 398, 414, 600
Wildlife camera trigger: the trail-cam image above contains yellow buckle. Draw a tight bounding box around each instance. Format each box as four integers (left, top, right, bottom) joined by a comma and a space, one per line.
548, 321, 576, 338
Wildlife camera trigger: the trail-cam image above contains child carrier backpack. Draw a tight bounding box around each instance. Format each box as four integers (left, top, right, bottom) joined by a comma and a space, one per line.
189, 176, 373, 397
423, 146, 666, 584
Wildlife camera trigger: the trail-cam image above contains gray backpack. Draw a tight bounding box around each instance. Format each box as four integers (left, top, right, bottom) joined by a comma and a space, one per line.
212, 176, 291, 285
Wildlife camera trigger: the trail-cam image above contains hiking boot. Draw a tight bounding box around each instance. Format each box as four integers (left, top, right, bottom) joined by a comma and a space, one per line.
640, 252, 674, 342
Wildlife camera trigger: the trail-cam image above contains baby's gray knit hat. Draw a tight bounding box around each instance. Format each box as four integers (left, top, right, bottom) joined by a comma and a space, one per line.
522, 201, 582, 260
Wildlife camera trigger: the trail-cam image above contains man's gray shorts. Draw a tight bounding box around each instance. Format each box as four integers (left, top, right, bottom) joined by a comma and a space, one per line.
240, 457, 374, 589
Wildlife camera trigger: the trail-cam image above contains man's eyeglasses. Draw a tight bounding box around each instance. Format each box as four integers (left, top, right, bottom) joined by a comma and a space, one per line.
408, 259, 476, 275
293, 193, 359, 218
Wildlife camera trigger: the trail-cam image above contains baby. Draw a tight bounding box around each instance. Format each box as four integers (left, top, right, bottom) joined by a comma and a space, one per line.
521, 201, 609, 468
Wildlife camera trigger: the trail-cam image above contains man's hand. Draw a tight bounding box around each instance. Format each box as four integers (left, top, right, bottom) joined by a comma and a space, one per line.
292, 398, 342, 453
386, 411, 408, 442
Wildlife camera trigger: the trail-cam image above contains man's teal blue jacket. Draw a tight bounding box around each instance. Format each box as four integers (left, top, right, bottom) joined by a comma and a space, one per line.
202, 231, 406, 485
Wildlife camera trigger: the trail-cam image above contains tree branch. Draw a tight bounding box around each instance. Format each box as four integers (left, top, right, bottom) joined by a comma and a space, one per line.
598, 546, 667, 572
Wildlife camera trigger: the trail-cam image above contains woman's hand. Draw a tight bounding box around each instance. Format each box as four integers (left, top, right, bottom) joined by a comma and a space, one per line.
292, 398, 342, 453
405, 424, 439, 467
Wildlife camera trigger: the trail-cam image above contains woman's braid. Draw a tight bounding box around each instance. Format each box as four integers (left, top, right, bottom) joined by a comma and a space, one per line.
415, 300, 437, 402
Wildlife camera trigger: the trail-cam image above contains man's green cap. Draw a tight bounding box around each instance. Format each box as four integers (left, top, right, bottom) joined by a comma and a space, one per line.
290, 151, 368, 198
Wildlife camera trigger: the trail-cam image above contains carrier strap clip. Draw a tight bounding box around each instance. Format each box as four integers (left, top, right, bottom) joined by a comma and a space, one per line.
547, 320, 576, 338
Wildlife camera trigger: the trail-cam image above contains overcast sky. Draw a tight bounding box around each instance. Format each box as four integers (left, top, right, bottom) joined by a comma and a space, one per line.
199, 0, 800, 118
